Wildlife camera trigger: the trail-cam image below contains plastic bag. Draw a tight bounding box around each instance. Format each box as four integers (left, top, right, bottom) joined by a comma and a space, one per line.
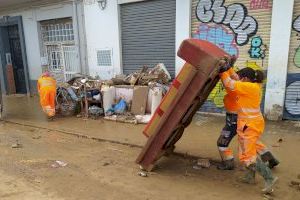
114, 99, 127, 114
66, 87, 80, 101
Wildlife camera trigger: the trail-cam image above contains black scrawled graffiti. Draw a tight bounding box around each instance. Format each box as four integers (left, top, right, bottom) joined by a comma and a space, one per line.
293, 16, 300, 33
196, 0, 258, 46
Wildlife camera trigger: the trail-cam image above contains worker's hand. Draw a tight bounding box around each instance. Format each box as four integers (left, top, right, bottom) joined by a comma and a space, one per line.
219, 57, 232, 73
230, 55, 237, 67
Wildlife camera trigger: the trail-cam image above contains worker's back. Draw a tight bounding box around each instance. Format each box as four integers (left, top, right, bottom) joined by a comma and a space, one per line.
234, 81, 262, 119
38, 76, 56, 92
224, 90, 239, 113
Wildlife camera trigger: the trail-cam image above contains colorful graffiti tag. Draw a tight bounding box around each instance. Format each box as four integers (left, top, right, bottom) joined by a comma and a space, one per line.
193, 23, 239, 108
196, 0, 258, 46
294, 47, 300, 68
293, 16, 300, 68
193, 24, 239, 56
284, 16, 300, 119
248, 36, 266, 59
293, 15, 300, 32
249, 0, 270, 10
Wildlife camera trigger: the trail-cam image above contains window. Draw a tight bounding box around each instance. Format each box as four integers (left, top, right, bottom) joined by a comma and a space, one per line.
41, 19, 74, 42
97, 49, 112, 66
40, 18, 80, 82
46, 45, 63, 71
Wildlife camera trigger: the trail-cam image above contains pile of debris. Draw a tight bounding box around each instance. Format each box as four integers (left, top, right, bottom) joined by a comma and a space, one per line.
102, 63, 171, 124
107, 63, 171, 86
56, 74, 103, 118
55, 63, 171, 124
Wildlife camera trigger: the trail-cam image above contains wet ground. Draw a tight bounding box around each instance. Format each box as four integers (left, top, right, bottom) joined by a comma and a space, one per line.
0, 95, 300, 199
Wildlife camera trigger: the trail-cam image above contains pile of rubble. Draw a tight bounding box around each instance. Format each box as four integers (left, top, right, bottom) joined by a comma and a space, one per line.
107, 63, 171, 86
55, 63, 171, 124
56, 74, 103, 118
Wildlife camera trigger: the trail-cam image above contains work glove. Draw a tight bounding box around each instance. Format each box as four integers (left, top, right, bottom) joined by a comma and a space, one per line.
230, 55, 237, 67
219, 55, 236, 73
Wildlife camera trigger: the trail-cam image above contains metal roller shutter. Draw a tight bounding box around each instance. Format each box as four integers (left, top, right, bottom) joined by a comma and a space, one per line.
191, 0, 273, 113
120, 0, 176, 77
284, 1, 300, 120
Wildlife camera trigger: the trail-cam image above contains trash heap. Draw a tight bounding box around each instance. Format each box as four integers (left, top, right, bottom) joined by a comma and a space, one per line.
55, 74, 103, 118
55, 63, 171, 124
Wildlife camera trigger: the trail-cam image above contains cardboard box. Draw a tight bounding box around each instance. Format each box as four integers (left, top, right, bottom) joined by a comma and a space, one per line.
131, 86, 149, 115
115, 85, 134, 104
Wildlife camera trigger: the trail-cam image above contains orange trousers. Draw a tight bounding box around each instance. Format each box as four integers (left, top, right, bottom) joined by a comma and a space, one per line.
39, 88, 56, 117
218, 114, 268, 161
220, 141, 268, 161
237, 116, 266, 166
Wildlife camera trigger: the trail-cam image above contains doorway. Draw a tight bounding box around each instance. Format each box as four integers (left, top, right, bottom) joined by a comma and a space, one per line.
0, 16, 29, 95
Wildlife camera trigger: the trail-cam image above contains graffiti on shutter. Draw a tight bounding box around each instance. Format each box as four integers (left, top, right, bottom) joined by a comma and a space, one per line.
284, 75, 300, 120
196, 0, 258, 46
293, 16, 300, 68
192, 0, 272, 113
284, 0, 300, 120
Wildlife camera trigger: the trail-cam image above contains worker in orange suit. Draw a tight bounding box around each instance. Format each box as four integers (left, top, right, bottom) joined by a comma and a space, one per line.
217, 56, 279, 171
219, 65, 278, 194
37, 71, 56, 120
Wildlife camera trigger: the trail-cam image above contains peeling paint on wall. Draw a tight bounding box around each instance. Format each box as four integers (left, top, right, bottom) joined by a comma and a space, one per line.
265, 104, 283, 121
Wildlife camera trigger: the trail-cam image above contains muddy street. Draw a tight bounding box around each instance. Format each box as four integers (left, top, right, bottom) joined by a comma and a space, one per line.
0, 118, 299, 200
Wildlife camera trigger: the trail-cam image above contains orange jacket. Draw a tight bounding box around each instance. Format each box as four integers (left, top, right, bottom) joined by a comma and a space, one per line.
223, 68, 239, 113
220, 71, 262, 119
37, 76, 56, 93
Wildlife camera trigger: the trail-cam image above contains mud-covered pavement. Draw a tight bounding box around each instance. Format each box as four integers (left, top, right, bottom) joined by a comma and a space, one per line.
0, 96, 300, 199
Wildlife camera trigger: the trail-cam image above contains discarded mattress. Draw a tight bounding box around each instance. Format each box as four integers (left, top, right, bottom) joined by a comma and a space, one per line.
136, 39, 231, 171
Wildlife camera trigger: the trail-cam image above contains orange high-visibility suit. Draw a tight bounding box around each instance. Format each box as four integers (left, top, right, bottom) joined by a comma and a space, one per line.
37, 75, 56, 117
218, 68, 269, 162
220, 70, 267, 166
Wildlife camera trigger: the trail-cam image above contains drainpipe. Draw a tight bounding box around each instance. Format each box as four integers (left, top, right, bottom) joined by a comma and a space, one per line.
73, 1, 82, 73
73, 0, 88, 75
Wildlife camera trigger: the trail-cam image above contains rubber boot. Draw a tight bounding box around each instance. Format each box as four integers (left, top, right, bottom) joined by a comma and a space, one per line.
260, 151, 280, 169
256, 158, 278, 194
238, 163, 256, 184
47, 116, 54, 121
217, 158, 235, 170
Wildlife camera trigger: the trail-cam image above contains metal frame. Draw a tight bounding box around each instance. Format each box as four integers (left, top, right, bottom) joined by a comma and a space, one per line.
40, 18, 80, 81
0, 16, 30, 95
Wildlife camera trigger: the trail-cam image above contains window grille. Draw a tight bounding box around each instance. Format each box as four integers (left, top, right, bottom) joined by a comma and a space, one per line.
46, 45, 63, 71
41, 21, 74, 42
40, 18, 79, 82
97, 49, 112, 66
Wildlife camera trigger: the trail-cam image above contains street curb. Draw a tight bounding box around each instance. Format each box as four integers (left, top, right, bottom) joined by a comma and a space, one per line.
1, 119, 220, 165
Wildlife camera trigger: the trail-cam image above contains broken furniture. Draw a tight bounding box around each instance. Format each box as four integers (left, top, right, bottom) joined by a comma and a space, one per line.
136, 39, 232, 171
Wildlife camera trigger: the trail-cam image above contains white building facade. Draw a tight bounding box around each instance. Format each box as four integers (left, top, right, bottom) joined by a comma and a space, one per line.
0, 0, 299, 121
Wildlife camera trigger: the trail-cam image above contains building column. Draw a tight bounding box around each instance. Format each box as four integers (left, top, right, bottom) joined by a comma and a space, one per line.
73, 1, 88, 75
175, 0, 191, 75
264, 0, 294, 120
